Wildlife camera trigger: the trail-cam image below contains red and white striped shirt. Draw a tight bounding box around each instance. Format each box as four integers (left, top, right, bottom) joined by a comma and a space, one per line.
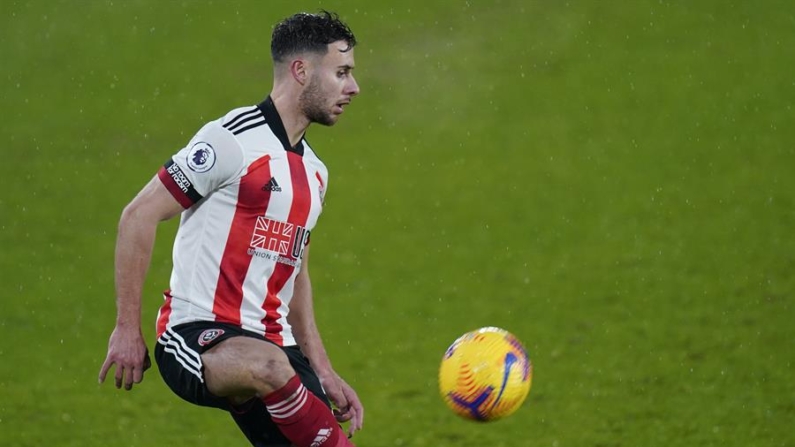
155, 97, 328, 347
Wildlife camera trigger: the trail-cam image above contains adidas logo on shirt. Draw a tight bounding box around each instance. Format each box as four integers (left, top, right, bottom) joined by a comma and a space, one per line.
262, 177, 282, 192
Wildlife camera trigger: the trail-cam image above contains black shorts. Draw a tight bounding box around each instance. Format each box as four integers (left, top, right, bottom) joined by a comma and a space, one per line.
154, 321, 331, 447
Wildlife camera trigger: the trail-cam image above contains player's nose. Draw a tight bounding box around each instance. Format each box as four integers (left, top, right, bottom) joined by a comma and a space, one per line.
346, 74, 360, 97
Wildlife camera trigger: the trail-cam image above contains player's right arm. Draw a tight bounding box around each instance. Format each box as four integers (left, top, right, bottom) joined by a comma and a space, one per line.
99, 120, 244, 391
98, 176, 184, 390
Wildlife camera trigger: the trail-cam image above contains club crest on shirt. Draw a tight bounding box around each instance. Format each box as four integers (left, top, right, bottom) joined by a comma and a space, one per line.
315, 171, 326, 205
186, 141, 216, 173
198, 328, 225, 346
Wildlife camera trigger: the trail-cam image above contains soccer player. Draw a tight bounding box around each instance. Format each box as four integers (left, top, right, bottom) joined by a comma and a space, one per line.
98, 11, 363, 447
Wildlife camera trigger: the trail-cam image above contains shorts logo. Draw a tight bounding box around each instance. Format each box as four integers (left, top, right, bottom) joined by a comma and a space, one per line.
186, 142, 216, 173
198, 329, 225, 346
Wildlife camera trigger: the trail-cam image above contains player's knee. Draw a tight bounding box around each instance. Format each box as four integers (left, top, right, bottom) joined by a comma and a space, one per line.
249, 350, 295, 392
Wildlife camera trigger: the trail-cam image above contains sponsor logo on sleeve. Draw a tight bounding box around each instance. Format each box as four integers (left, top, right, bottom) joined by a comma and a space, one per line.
166, 161, 193, 194
186, 142, 216, 173
160, 159, 204, 206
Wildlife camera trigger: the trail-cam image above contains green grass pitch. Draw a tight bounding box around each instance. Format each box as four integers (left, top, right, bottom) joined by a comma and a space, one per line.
1, 1, 793, 446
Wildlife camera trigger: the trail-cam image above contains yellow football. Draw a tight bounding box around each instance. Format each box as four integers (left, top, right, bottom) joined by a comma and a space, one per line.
439, 327, 532, 421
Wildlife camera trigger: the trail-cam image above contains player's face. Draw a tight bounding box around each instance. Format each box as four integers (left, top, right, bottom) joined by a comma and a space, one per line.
299, 41, 360, 126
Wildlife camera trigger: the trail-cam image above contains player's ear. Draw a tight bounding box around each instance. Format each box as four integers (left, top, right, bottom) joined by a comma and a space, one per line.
290, 59, 308, 85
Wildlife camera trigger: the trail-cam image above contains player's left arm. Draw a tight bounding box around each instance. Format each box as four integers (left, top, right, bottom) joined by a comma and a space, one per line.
288, 245, 364, 436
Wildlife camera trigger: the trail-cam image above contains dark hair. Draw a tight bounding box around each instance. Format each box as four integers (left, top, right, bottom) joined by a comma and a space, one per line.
271, 10, 357, 63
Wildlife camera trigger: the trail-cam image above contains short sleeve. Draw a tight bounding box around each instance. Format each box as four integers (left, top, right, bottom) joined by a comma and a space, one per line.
157, 120, 244, 208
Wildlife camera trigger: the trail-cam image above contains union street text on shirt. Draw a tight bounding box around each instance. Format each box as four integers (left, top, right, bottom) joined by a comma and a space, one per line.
247, 216, 310, 266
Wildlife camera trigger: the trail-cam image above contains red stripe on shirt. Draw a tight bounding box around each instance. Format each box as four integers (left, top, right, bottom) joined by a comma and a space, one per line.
212, 155, 273, 325
156, 290, 173, 338
262, 152, 312, 345
157, 166, 194, 208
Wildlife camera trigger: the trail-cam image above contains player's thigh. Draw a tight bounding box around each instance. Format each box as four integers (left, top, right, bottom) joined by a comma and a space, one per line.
202, 336, 295, 399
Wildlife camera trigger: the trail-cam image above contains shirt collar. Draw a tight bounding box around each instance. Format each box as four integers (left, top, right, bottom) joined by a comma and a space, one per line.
257, 96, 305, 156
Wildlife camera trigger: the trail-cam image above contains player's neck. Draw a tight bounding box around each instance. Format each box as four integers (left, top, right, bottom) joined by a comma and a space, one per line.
269, 91, 310, 147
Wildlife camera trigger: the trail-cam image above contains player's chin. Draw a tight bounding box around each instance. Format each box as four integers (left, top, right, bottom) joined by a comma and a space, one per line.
315, 113, 340, 127
328, 112, 343, 124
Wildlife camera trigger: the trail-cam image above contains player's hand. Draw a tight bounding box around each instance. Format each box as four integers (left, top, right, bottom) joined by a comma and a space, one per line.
321, 373, 364, 437
98, 325, 151, 391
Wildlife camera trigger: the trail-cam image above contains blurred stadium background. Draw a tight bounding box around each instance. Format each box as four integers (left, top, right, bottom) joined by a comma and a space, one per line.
1, 1, 793, 445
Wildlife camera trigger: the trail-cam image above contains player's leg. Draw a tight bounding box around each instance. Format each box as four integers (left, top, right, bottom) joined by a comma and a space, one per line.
202, 336, 353, 447
228, 345, 337, 447
201, 336, 292, 400
229, 399, 292, 447
155, 323, 241, 410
